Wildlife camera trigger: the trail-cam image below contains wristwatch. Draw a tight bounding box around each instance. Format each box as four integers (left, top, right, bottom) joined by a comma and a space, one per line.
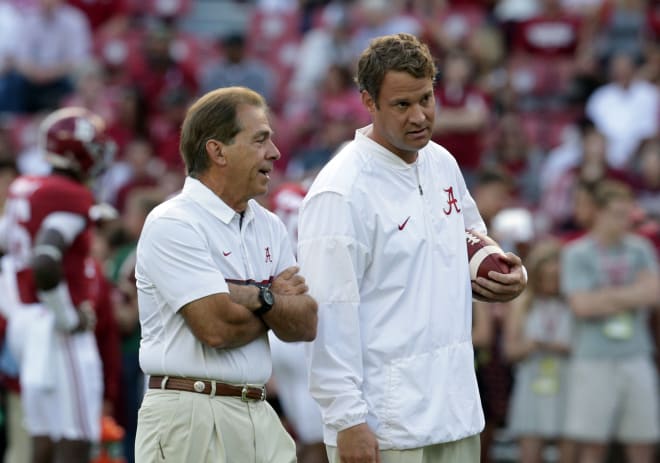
254, 286, 275, 317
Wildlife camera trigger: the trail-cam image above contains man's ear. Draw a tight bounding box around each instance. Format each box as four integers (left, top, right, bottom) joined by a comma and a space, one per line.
206, 139, 226, 166
361, 90, 377, 113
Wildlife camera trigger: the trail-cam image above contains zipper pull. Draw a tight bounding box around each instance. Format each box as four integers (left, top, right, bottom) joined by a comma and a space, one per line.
414, 159, 423, 195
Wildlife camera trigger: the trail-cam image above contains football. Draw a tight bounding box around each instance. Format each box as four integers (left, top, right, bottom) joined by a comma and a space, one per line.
466, 229, 511, 281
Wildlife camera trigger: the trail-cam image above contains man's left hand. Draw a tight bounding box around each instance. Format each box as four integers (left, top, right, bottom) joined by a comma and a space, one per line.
271, 266, 308, 296
471, 252, 527, 303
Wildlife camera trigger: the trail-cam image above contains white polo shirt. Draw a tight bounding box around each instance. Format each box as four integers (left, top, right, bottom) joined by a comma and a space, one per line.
586, 79, 659, 168
298, 127, 486, 449
136, 177, 295, 384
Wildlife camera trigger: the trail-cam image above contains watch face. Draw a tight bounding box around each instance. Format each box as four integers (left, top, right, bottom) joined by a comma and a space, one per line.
262, 288, 275, 306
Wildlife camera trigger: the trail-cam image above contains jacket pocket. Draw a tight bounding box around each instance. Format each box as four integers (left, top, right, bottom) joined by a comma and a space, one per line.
381, 341, 483, 446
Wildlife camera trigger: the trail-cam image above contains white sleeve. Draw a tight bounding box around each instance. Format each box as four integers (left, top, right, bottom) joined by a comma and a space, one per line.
42, 212, 86, 245
137, 217, 229, 313
298, 191, 370, 432
456, 163, 487, 234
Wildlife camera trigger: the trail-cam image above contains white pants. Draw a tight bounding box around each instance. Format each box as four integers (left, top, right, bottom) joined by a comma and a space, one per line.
7, 306, 103, 441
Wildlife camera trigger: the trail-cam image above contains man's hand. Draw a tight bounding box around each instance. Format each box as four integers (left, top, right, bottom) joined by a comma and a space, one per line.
271, 266, 308, 296
337, 423, 380, 463
472, 252, 527, 303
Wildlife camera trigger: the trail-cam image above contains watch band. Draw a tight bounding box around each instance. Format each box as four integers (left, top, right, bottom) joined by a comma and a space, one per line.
254, 286, 274, 317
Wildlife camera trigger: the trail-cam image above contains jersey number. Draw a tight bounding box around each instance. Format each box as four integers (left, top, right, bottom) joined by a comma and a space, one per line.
4, 197, 32, 271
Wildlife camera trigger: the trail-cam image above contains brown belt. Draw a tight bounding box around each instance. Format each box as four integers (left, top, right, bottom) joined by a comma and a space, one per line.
148, 375, 266, 401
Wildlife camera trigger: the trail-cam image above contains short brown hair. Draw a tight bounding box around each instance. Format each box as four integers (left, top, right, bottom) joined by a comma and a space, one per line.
355, 33, 437, 105
179, 87, 266, 176
592, 180, 633, 209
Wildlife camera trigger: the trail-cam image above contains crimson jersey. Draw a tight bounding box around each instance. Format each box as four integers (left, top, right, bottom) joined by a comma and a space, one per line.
4, 174, 94, 307
433, 85, 487, 171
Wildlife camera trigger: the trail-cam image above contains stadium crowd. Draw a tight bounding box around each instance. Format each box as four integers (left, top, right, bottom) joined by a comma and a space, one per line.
0, 0, 659, 462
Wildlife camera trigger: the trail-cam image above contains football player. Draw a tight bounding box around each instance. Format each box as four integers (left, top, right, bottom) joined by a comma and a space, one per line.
1, 107, 115, 463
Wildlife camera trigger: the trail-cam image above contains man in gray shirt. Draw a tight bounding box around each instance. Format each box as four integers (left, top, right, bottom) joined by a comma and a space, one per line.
561, 180, 660, 463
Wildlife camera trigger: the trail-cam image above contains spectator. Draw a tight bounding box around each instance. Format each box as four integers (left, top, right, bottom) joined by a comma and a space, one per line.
471, 168, 514, 227
638, 42, 660, 85
147, 87, 190, 172
105, 85, 149, 159
1, 107, 115, 463
128, 20, 197, 116
286, 64, 369, 178
504, 238, 575, 463
432, 49, 489, 188
298, 33, 526, 463
0, 0, 23, 113
288, 3, 353, 101
564, 47, 605, 106
483, 111, 544, 206
134, 86, 317, 462
629, 138, 660, 221
465, 25, 508, 102
595, 0, 649, 63
201, 32, 274, 105
541, 126, 628, 232
585, 52, 659, 169
561, 180, 660, 463
110, 138, 161, 213
13, 0, 93, 113
555, 180, 599, 243
540, 117, 597, 203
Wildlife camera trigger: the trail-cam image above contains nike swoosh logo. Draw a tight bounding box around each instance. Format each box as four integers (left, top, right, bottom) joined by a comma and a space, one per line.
398, 216, 411, 230
223, 251, 232, 256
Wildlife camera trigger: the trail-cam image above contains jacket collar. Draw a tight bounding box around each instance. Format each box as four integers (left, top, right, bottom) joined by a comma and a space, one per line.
355, 125, 425, 170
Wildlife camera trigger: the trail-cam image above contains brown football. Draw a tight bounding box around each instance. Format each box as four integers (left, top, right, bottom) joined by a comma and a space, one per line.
466, 229, 511, 281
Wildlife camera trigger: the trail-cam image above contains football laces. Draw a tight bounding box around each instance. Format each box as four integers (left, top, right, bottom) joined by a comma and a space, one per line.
465, 230, 481, 246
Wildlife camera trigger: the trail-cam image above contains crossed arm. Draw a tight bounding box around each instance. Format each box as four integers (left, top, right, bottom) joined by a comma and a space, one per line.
567, 269, 659, 319
181, 266, 317, 349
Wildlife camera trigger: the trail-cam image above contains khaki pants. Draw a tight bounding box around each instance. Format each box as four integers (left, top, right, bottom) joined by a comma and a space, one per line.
135, 389, 296, 463
326, 433, 480, 463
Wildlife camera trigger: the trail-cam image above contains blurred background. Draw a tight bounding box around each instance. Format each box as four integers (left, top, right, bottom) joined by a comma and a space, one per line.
0, 0, 659, 462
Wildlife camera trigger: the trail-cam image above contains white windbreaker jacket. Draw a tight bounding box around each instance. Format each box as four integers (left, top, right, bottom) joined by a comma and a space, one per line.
298, 127, 486, 449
